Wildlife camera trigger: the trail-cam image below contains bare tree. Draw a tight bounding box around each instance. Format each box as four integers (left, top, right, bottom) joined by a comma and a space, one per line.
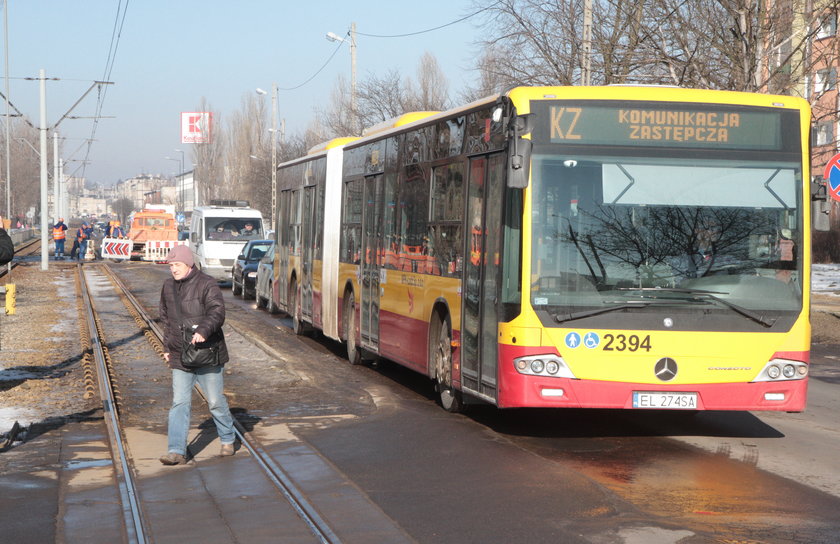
469, 0, 836, 93
317, 52, 451, 139
192, 98, 224, 206
317, 74, 358, 138
460, 45, 508, 102
404, 52, 450, 111
109, 197, 134, 226
223, 93, 271, 215
0, 121, 44, 223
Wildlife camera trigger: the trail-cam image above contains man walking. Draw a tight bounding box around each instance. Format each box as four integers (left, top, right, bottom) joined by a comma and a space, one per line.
158, 245, 237, 464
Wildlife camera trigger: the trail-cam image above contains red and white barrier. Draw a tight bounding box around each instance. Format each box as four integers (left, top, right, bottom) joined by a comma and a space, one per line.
144, 240, 188, 262
100, 238, 132, 259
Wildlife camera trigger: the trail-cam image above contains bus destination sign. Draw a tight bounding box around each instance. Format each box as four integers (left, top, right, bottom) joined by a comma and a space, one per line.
539, 102, 784, 150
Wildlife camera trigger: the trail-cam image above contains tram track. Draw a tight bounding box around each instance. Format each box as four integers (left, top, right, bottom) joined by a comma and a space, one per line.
76, 264, 147, 543
82, 261, 344, 544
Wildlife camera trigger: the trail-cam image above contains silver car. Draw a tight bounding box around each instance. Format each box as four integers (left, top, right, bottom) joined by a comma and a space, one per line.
255, 247, 279, 313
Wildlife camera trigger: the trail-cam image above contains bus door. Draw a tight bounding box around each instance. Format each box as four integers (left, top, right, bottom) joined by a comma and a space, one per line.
360, 174, 383, 352
277, 190, 291, 311
300, 185, 316, 321
461, 153, 505, 400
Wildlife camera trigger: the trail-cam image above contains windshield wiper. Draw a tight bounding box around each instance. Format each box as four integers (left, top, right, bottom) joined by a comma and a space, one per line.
617, 287, 777, 328
552, 300, 676, 324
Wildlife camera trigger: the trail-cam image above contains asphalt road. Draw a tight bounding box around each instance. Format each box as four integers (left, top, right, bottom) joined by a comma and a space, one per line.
116, 262, 840, 543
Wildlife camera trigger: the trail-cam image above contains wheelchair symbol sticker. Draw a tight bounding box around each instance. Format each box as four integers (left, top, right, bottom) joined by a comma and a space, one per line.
583, 332, 600, 349
565, 332, 581, 349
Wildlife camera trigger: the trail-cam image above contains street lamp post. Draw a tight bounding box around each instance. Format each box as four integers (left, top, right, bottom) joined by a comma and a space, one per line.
164, 156, 181, 218
256, 84, 277, 231
326, 22, 357, 134
174, 148, 184, 219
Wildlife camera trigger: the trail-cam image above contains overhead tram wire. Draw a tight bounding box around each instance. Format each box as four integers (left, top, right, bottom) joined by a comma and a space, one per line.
354, 2, 500, 39
79, 0, 130, 181
276, 3, 498, 92
277, 40, 345, 92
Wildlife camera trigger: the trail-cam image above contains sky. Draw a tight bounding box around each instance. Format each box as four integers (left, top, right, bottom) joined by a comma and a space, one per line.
3, 1, 487, 186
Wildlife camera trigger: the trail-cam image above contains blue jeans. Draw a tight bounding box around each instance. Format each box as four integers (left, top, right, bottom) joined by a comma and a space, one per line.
54, 239, 65, 257
167, 366, 236, 455
79, 240, 88, 260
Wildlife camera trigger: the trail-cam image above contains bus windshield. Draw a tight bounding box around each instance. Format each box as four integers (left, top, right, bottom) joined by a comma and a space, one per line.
529, 152, 803, 325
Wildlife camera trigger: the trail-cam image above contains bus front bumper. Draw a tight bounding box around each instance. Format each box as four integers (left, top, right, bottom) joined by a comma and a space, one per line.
495, 356, 808, 412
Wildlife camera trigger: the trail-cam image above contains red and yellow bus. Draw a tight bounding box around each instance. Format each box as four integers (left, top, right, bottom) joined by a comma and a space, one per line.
272, 86, 814, 413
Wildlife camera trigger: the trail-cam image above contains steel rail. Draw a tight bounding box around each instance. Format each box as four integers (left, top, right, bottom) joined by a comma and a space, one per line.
102, 263, 341, 544
78, 265, 148, 544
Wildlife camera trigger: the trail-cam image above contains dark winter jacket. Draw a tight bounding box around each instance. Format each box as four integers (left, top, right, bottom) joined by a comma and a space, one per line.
159, 266, 229, 370
0, 228, 13, 265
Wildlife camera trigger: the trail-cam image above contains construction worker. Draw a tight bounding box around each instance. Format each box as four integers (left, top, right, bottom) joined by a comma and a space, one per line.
74, 222, 92, 261
52, 218, 68, 259
109, 220, 125, 238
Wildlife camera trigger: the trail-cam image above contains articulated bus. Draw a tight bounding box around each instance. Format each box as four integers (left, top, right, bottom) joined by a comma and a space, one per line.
271, 86, 816, 413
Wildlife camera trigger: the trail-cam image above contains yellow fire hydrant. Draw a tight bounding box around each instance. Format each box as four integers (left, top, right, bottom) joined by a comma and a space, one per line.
4, 283, 15, 315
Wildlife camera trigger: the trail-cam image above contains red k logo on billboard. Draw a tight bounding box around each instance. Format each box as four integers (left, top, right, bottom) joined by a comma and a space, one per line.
181, 112, 213, 144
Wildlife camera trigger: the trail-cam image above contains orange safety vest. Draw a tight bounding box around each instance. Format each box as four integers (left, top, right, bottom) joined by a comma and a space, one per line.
52, 226, 66, 240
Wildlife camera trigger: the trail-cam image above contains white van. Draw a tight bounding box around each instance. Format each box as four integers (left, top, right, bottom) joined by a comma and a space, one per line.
189, 201, 265, 282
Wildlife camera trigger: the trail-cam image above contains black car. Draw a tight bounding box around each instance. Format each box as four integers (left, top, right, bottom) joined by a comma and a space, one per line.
232, 239, 273, 299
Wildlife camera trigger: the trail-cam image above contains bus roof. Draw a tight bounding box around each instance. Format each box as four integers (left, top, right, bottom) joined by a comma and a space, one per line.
307, 136, 360, 156
504, 85, 810, 113
361, 111, 441, 138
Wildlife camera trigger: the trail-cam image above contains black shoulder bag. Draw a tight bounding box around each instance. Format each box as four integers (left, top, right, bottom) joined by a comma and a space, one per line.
170, 283, 221, 369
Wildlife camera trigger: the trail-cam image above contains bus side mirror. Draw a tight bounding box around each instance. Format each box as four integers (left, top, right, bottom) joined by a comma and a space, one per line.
812, 180, 831, 232
508, 113, 534, 189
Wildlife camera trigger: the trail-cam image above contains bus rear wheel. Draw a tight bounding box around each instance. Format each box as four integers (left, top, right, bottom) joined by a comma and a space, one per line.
433, 317, 462, 413
290, 279, 306, 335
268, 283, 279, 314
344, 293, 362, 365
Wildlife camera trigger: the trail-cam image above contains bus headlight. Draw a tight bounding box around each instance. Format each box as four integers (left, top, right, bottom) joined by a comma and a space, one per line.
513, 355, 576, 379
753, 359, 808, 382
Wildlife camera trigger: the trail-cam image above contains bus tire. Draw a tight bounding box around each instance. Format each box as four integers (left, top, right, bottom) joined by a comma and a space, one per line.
344, 292, 362, 365
290, 278, 306, 335
268, 283, 279, 314
432, 314, 462, 413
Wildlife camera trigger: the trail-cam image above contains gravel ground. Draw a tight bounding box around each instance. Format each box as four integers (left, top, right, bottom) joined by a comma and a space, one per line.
2, 263, 840, 436
0, 263, 98, 435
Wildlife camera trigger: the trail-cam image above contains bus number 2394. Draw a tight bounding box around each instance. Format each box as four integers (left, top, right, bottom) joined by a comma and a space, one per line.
603, 334, 652, 352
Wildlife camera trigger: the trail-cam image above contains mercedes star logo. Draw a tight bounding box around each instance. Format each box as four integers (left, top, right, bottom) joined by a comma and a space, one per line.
654, 357, 678, 382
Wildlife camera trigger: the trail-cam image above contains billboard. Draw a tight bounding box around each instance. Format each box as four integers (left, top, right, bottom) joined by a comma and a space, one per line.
181, 112, 213, 144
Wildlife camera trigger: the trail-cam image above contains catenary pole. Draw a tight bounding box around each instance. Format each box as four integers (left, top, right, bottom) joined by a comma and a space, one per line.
39, 69, 48, 270
4, 1, 11, 275
53, 130, 59, 221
